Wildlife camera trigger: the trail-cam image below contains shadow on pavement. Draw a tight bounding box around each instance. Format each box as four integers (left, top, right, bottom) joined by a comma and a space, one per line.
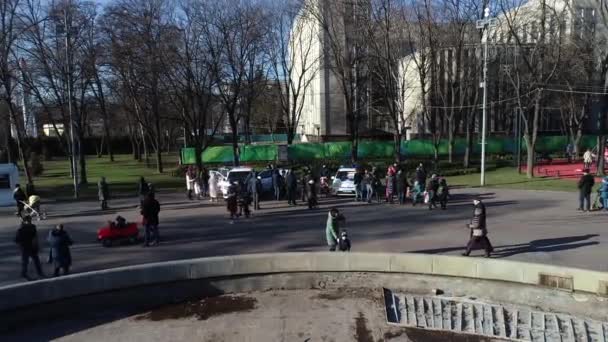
410, 234, 600, 257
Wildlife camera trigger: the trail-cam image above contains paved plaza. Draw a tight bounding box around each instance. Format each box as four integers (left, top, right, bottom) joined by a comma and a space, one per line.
0, 187, 606, 286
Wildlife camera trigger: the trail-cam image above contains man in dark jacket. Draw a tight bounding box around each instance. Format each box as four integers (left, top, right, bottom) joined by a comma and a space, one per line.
15, 216, 45, 280
286, 171, 298, 205
13, 184, 26, 216
354, 169, 364, 202
48, 224, 73, 277
272, 169, 282, 201
415, 164, 427, 191
247, 171, 261, 211
427, 175, 440, 210
141, 192, 161, 246
462, 199, 493, 257
578, 169, 595, 212
396, 170, 408, 205
98, 177, 110, 210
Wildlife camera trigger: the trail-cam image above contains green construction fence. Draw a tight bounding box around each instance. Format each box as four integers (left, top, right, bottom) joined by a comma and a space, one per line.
181, 135, 600, 164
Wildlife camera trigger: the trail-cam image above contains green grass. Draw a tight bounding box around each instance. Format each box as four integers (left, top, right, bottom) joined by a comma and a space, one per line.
32, 154, 183, 200
448, 167, 584, 192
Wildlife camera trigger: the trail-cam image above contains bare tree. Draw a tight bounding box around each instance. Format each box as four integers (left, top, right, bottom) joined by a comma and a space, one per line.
306, 0, 371, 162
408, 0, 442, 162
0, 0, 34, 188
268, 0, 319, 145
161, 0, 224, 170
202, 0, 268, 165
498, 0, 566, 178
367, 0, 415, 162
102, 0, 178, 173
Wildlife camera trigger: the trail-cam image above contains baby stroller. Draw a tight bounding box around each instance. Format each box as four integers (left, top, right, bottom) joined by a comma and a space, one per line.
21, 195, 46, 221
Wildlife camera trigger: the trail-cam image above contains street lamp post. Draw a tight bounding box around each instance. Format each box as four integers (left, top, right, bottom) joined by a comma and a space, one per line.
476, 8, 497, 186
55, 2, 78, 198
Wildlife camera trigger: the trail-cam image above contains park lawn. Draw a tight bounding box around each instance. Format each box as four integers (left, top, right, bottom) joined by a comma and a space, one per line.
448, 167, 586, 192
32, 154, 183, 201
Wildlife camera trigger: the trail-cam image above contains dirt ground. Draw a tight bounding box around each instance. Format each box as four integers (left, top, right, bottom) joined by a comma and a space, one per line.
4, 288, 508, 342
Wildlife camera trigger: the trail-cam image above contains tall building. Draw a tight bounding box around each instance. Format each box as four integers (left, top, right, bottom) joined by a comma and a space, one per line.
291, 0, 372, 140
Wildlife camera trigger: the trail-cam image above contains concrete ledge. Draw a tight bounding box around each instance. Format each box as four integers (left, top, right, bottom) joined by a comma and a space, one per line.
1, 252, 608, 314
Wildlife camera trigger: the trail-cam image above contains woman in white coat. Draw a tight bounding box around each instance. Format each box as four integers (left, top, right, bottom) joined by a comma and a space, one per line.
186, 167, 196, 200
208, 172, 219, 203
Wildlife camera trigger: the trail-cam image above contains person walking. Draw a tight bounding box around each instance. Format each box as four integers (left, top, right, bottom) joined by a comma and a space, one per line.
462, 199, 493, 257
248, 171, 261, 211
13, 184, 26, 217
415, 164, 427, 192
15, 216, 45, 280
363, 170, 373, 203
325, 208, 345, 251
599, 177, 608, 211
141, 192, 161, 246
307, 179, 318, 209
438, 178, 450, 210
411, 180, 423, 206
226, 181, 239, 222
583, 149, 594, 170
371, 169, 382, 203
566, 143, 574, 164
200, 167, 210, 198
186, 166, 196, 200
385, 172, 395, 203
286, 170, 298, 206
272, 168, 282, 201
209, 172, 219, 203
354, 169, 364, 202
578, 169, 595, 212
138, 177, 150, 207
427, 174, 440, 210
396, 169, 408, 205
98, 177, 110, 210
47, 224, 73, 277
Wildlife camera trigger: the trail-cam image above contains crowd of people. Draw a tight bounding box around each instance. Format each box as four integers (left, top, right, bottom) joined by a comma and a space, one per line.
9, 161, 495, 282
348, 163, 450, 210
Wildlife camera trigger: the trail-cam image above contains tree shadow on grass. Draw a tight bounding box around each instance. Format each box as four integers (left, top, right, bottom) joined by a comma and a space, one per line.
409, 234, 600, 257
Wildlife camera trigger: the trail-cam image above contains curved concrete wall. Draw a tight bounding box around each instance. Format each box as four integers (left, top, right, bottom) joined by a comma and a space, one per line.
1, 252, 608, 313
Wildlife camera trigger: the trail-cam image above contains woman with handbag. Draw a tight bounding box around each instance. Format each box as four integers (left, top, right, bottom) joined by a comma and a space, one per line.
462, 199, 493, 257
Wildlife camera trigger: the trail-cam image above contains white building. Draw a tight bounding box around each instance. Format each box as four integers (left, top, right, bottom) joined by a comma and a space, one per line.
290, 0, 369, 139
397, 0, 608, 136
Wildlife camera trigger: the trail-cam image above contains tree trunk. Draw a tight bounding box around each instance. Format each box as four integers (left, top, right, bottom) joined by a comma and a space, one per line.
7, 103, 33, 189
79, 142, 88, 185
393, 131, 401, 163
573, 129, 582, 159
105, 126, 114, 162
140, 126, 150, 167
597, 135, 605, 176
287, 127, 294, 145
96, 135, 104, 158
464, 119, 472, 168
351, 139, 358, 164
231, 130, 240, 166
155, 134, 163, 174
194, 144, 203, 170
447, 119, 454, 164
524, 134, 535, 178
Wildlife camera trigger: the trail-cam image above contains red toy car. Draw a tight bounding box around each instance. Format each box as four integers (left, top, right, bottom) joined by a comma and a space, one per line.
97, 222, 139, 247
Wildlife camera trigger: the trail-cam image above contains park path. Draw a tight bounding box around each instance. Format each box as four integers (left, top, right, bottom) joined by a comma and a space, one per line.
0, 187, 605, 287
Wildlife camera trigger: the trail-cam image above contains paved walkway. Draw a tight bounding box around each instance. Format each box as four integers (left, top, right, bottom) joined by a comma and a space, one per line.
0, 188, 606, 286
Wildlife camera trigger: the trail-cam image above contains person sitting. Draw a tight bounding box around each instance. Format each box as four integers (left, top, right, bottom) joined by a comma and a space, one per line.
110, 215, 128, 229
338, 230, 351, 252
